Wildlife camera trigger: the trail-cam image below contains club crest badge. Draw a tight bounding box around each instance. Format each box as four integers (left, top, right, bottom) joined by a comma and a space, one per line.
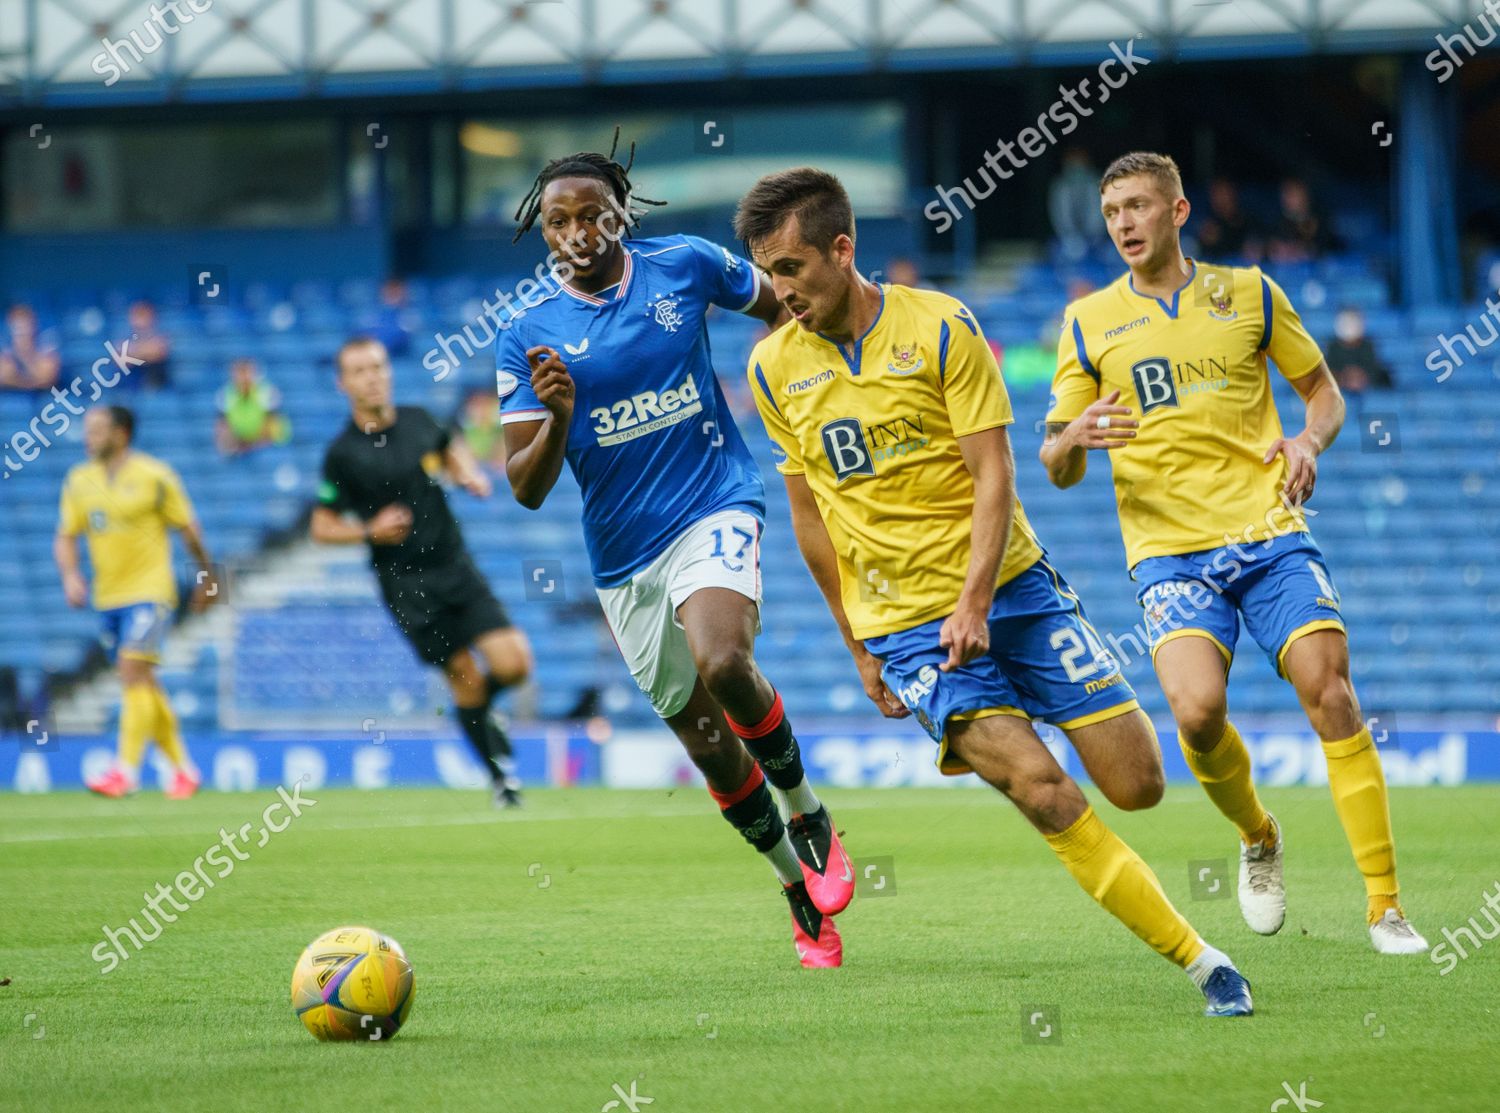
887, 341, 924, 375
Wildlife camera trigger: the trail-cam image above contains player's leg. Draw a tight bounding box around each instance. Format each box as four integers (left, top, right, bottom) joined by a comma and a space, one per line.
1281, 631, 1426, 952
449, 559, 531, 805
599, 554, 840, 968
440, 646, 520, 805
1139, 564, 1279, 845
1241, 539, 1424, 950
947, 714, 1251, 1016
1153, 633, 1284, 934
1063, 707, 1164, 812
1153, 634, 1272, 837
672, 511, 852, 915
661, 682, 841, 968
993, 558, 1164, 814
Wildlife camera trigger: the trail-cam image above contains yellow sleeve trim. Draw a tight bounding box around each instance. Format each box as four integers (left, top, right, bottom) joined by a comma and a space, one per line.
950, 416, 1015, 440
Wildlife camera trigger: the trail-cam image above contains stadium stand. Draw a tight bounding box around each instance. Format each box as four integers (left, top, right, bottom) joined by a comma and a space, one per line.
4, 253, 1498, 733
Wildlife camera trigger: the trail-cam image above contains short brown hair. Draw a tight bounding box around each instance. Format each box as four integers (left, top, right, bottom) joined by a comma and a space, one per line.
733, 167, 855, 256
1099, 152, 1183, 199
335, 335, 385, 374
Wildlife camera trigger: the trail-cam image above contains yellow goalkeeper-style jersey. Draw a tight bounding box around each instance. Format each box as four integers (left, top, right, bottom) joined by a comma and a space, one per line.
1047, 261, 1325, 568
749, 283, 1044, 641
58, 451, 195, 610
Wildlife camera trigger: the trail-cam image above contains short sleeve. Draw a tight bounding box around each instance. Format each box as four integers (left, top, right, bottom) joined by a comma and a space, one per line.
1045, 311, 1101, 425
685, 235, 760, 314
748, 358, 805, 476
1259, 273, 1324, 380
158, 466, 194, 528
939, 303, 1013, 438
496, 326, 548, 425
57, 478, 84, 536
418, 408, 451, 453
318, 449, 352, 514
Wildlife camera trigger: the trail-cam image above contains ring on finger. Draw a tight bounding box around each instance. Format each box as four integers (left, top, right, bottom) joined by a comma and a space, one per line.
1095, 415, 1111, 430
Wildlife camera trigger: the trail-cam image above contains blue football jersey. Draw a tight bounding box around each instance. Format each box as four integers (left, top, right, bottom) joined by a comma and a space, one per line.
496, 234, 766, 588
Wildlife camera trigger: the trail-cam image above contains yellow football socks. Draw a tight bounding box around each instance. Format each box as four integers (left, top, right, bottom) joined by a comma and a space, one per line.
1046, 806, 1203, 968
1181, 720, 1272, 846
1321, 727, 1400, 923
151, 687, 189, 770
118, 683, 155, 773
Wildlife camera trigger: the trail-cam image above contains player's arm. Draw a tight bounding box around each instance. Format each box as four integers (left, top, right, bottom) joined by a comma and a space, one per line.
1039, 390, 1139, 488
1259, 274, 1343, 507
177, 518, 219, 611
54, 482, 88, 607
1039, 313, 1134, 488
745, 274, 790, 329
504, 346, 572, 510
1265, 359, 1343, 506
309, 505, 411, 545
310, 461, 411, 545
943, 426, 1015, 671
52, 531, 87, 608
784, 474, 907, 719
442, 434, 492, 499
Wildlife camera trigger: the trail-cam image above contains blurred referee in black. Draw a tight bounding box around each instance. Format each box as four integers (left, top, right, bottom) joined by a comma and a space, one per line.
312, 335, 531, 807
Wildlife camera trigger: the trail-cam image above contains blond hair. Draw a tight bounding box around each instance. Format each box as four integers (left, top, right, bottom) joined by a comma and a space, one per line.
1099, 152, 1184, 199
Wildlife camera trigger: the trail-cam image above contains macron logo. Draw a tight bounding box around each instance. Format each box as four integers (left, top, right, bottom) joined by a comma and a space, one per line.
564, 339, 590, 356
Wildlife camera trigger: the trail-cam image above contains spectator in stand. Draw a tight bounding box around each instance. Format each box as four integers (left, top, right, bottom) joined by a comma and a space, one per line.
1197, 177, 1262, 262
882, 257, 923, 289
216, 358, 290, 454
359, 277, 416, 357
457, 387, 507, 473
1269, 177, 1341, 263
1049, 148, 1107, 260
121, 300, 172, 390
1325, 308, 1393, 395
0, 304, 61, 392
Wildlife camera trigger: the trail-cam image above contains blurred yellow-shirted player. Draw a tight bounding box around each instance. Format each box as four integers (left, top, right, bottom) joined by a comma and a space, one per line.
1041, 152, 1427, 955
54, 406, 218, 798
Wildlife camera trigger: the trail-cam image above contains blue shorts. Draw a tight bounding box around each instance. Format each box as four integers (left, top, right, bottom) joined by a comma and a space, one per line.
1132, 531, 1345, 677
100, 602, 171, 663
864, 559, 1139, 776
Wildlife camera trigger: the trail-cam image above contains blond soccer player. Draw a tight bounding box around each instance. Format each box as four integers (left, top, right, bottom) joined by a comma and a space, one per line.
1041, 152, 1426, 954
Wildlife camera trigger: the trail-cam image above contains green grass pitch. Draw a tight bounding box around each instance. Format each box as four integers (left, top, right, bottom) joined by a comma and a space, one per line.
4, 785, 1497, 1111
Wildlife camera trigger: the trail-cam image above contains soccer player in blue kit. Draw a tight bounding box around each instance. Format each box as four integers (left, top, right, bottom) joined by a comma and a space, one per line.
497, 140, 853, 967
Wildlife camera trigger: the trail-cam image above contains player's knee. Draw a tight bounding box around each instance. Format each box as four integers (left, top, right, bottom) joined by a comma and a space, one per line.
1171, 695, 1228, 749
1107, 764, 1165, 812
1304, 671, 1359, 732
1005, 768, 1073, 826
488, 644, 533, 687
443, 655, 484, 703
694, 645, 757, 702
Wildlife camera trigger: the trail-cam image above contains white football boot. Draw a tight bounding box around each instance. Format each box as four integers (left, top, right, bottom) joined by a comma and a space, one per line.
1370, 908, 1430, 955
1238, 814, 1287, 935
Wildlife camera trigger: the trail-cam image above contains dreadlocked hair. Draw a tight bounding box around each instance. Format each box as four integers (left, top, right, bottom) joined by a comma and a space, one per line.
511, 127, 666, 244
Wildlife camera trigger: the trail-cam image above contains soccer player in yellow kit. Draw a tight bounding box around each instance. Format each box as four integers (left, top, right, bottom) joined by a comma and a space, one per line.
1042, 152, 1427, 954
54, 406, 217, 798
736, 167, 1253, 1016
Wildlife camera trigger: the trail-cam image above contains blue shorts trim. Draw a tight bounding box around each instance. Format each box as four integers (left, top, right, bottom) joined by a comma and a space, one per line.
1132, 531, 1346, 677
100, 602, 171, 663
864, 559, 1138, 774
